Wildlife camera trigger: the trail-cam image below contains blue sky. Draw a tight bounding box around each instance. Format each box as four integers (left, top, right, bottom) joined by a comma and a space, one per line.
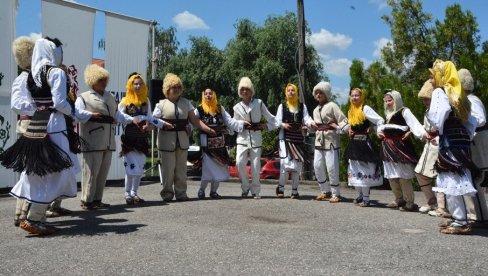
16, 0, 488, 103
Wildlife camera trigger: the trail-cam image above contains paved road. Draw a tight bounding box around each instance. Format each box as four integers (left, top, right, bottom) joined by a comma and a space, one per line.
0, 180, 487, 275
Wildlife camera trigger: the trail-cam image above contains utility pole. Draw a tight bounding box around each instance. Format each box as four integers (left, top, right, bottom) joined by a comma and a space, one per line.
297, 0, 313, 180
297, 0, 306, 104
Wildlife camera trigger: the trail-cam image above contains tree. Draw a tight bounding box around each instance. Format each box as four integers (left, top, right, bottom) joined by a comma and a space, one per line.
148, 26, 179, 79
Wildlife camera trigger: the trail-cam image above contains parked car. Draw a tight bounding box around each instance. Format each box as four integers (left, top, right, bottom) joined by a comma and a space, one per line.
259, 159, 281, 179
228, 158, 281, 180
187, 145, 202, 177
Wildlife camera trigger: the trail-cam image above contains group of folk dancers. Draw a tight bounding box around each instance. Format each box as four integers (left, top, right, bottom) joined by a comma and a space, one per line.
2, 36, 486, 236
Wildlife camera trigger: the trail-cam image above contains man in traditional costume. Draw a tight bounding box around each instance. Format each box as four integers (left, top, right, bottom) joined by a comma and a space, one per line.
1, 38, 78, 235
275, 83, 315, 199
458, 68, 488, 228
152, 73, 216, 201
311, 81, 348, 203
428, 60, 478, 234
75, 64, 135, 210
414, 81, 445, 215
9, 36, 35, 227
195, 88, 246, 199
232, 77, 276, 199
378, 90, 427, 212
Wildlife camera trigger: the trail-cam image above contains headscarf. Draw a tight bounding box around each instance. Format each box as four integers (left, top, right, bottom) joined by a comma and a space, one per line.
122, 74, 147, 106
347, 88, 366, 126
285, 83, 299, 111
31, 38, 57, 87
429, 59, 469, 122
384, 90, 404, 120
201, 89, 219, 115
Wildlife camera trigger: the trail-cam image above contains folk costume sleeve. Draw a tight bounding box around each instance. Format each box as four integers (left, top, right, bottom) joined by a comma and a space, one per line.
75, 96, 93, 123
221, 106, 244, 134
11, 72, 35, 116
49, 67, 72, 116
403, 108, 426, 140
468, 94, 486, 128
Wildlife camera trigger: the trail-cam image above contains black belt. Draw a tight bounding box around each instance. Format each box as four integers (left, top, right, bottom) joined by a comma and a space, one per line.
476, 124, 488, 132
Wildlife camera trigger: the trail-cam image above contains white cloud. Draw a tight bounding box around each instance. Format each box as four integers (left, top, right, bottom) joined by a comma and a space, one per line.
172, 11, 209, 31
322, 55, 352, 77
373, 37, 391, 59
332, 86, 350, 104
369, 0, 388, 10
309, 28, 352, 54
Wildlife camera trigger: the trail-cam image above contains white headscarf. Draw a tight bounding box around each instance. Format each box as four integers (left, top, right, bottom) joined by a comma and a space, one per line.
31, 38, 57, 87
384, 90, 404, 120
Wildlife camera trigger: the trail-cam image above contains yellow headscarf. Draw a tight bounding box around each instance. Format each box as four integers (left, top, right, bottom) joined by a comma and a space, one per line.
122, 74, 148, 106
348, 88, 366, 126
285, 83, 299, 111
201, 89, 219, 115
429, 59, 469, 122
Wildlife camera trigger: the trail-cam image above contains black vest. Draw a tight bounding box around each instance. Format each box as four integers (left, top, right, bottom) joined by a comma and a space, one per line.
384, 108, 408, 136
197, 105, 224, 127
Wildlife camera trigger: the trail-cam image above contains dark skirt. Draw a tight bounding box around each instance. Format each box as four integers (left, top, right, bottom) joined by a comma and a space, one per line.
0, 110, 72, 176
381, 135, 417, 165
344, 134, 380, 163
121, 123, 149, 156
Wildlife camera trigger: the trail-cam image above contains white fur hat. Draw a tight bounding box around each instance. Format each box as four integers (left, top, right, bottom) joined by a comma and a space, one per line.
313, 81, 332, 100
417, 80, 434, 99
238, 77, 254, 97
12, 36, 35, 69
84, 64, 110, 88
458, 68, 474, 92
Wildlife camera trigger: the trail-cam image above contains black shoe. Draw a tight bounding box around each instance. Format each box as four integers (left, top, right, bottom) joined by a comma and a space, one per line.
241, 190, 250, 198
276, 186, 284, 198
353, 195, 363, 205
290, 193, 300, 199
209, 192, 222, 199
125, 196, 134, 205
93, 200, 110, 208
80, 201, 97, 210
198, 189, 205, 200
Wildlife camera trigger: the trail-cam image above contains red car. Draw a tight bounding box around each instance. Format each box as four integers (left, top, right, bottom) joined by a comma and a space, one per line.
228, 158, 281, 180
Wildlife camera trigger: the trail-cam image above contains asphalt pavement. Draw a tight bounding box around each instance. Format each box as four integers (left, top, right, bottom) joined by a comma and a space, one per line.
0, 179, 487, 275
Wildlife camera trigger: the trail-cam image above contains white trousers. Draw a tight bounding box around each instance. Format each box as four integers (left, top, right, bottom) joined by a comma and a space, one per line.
236, 145, 262, 195
447, 195, 469, 226
125, 175, 142, 197
278, 170, 300, 193
314, 149, 340, 196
